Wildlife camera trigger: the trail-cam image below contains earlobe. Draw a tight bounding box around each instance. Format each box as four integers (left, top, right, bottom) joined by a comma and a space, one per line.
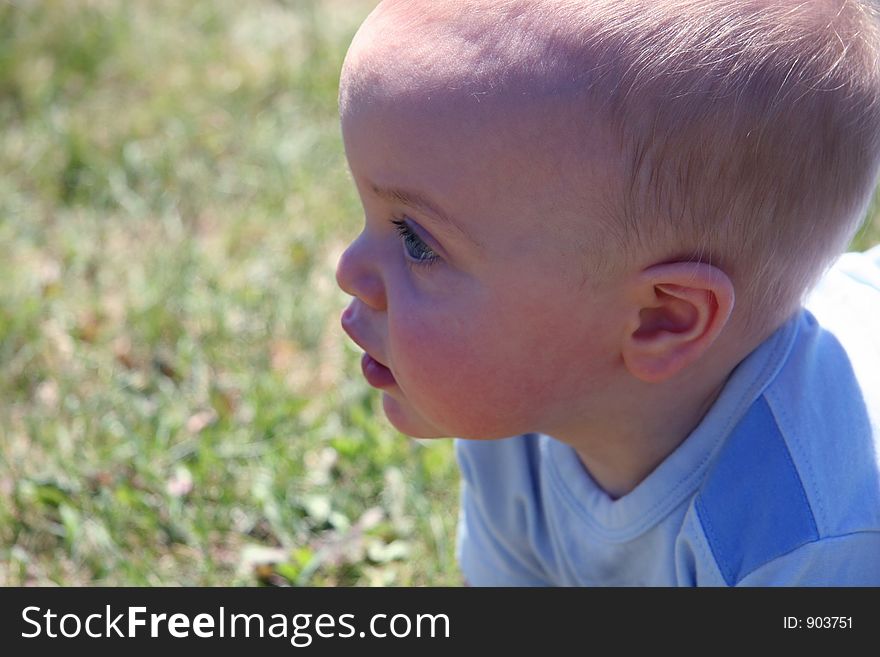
621, 263, 734, 383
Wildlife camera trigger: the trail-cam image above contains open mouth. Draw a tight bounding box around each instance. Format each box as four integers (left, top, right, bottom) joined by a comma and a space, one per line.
361, 352, 397, 388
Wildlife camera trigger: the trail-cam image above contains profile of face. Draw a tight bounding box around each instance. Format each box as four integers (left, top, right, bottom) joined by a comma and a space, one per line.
335, 4, 630, 441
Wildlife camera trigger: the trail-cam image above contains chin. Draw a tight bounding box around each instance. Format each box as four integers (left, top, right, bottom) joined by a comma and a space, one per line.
381, 393, 451, 439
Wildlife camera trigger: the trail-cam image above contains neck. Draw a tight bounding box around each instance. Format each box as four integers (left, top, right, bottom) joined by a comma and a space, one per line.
576, 377, 727, 499
545, 334, 757, 500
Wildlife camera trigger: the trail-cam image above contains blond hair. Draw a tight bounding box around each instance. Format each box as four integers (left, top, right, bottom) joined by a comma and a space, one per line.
569, 0, 880, 331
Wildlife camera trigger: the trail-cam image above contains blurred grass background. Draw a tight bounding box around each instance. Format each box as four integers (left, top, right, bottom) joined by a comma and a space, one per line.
0, 0, 462, 586
0, 0, 878, 587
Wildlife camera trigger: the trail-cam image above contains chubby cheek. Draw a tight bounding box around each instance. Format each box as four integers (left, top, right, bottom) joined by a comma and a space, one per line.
387, 296, 577, 438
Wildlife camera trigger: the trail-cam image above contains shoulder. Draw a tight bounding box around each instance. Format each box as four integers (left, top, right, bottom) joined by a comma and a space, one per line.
688, 266, 880, 584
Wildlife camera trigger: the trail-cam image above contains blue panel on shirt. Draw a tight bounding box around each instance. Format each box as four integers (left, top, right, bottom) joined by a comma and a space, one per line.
695, 396, 819, 585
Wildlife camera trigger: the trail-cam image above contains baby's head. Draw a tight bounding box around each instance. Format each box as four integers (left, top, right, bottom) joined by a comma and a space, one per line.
336, 0, 880, 440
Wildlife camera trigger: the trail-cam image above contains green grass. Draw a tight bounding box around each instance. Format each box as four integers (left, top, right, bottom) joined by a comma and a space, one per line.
853, 185, 880, 252
0, 0, 461, 587
1, 0, 878, 588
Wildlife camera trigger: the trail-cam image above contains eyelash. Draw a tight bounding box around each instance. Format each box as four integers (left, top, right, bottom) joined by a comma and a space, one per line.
391, 218, 439, 267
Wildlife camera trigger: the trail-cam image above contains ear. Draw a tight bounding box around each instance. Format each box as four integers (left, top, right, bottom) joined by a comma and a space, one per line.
621, 262, 734, 383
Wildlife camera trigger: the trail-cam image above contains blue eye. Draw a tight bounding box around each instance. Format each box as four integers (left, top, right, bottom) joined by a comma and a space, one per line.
391, 219, 439, 266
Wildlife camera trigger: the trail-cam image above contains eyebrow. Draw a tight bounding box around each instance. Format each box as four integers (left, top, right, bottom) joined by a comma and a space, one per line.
369, 183, 479, 247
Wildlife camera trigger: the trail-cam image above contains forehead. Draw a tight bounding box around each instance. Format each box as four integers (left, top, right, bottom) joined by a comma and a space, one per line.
339, 0, 625, 251
340, 83, 545, 251
341, 10, 601, 172
340, 0, 601, 116
342, 0, 513, 95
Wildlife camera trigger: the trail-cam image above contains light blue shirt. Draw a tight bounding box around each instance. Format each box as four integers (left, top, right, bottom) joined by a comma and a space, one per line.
456, 246, 880, 586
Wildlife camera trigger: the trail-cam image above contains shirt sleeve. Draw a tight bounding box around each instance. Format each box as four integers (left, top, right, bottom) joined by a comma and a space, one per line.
735, 532, 880, 586
455, 438, 552, 586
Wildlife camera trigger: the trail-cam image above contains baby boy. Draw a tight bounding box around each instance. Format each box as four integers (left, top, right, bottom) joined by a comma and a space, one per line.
336, 0, 880, 585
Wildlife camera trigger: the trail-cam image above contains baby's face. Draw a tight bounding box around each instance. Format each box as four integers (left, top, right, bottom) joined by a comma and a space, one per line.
336, 8, 630, 439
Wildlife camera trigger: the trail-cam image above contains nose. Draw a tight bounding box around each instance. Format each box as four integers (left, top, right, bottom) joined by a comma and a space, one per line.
335, 232, 386, 311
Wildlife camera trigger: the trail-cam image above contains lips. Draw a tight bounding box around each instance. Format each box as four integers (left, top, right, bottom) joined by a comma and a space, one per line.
341, 305, 397, 389
361, 352, 397, 388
